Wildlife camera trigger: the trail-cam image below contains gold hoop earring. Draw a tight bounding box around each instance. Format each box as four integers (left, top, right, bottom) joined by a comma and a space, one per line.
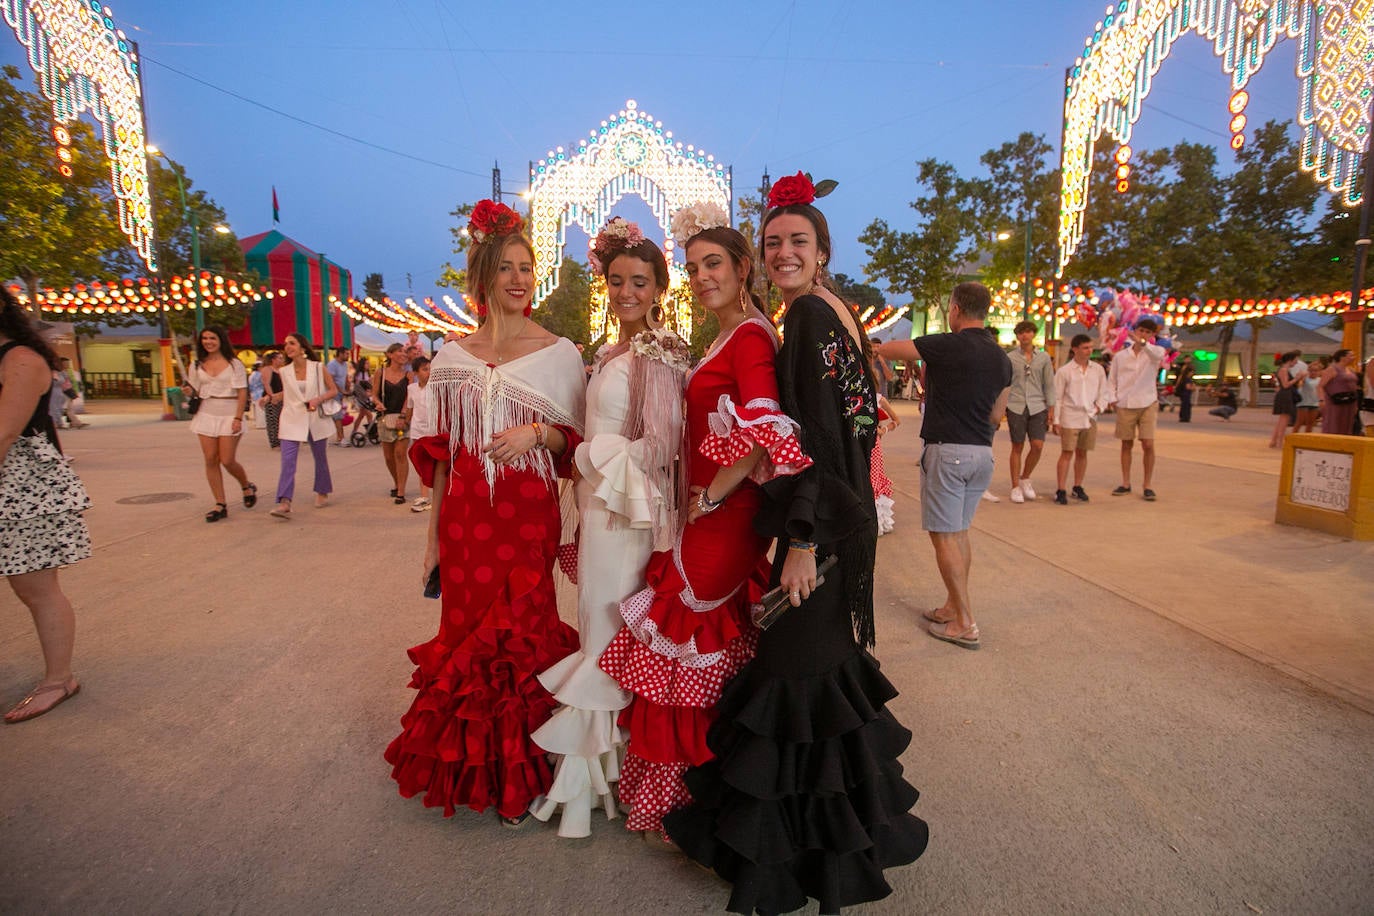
738, 286, 749, 314
648, 303, 664, 327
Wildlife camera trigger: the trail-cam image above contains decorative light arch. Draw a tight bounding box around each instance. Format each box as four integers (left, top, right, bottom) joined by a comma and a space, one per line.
3, 0, 157, 269
1059, 0, 1374, 274
527, 99, 732, 334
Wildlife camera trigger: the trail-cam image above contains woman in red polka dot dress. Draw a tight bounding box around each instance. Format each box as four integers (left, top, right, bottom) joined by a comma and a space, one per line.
598, 206, 810, 842
385, 201, 586, 826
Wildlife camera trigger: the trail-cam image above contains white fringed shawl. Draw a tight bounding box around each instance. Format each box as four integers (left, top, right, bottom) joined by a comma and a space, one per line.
426, 337, 587, 490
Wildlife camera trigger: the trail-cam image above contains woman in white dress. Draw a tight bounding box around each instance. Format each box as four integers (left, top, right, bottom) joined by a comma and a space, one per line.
530, 218, 688, 837
269, 332, 340, 518
186, 326, 256, 522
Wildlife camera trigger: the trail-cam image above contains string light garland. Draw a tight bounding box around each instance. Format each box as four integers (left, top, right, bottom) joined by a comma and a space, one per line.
527, 99, 733, 338
2, 0, 157, 269
990, 277, 1368, 326
7, 274, 275, 316
1059, 0, 1374, 274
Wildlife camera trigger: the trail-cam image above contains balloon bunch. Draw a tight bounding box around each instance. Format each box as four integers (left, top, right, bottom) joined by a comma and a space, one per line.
1098, 289, 1177, 367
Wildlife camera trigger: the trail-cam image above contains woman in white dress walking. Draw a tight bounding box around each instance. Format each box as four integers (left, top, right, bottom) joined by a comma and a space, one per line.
529, 218, 688, 837
185, 326, 256, 522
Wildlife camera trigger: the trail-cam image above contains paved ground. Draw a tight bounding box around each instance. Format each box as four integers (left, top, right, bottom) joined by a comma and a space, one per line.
2, 399, 1372, 915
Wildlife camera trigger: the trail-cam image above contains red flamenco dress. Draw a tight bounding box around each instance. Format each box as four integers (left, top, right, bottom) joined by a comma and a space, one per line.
599, 317, 810, 837
385, 339, 586, 820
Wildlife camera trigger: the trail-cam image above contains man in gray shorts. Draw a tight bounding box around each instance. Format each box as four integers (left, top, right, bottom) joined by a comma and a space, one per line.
1004, 319, 1055, 503
879, 281, 1012, 650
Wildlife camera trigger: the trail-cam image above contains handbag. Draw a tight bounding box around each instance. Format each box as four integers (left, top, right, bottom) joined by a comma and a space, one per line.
751, 556, 837, 630
314, 363, 342, 418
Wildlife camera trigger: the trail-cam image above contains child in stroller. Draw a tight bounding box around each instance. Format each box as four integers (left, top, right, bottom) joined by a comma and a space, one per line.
350, 378, 380, 447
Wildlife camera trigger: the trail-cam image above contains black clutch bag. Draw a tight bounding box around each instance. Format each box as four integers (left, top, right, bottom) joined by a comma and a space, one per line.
423, 566, 441, 599
751, 555, 837, 630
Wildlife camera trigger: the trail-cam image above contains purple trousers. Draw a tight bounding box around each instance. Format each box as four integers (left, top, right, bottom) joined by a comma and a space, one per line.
276, 434, 332, 502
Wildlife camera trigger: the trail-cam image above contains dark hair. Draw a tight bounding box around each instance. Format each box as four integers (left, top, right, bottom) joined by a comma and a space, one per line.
604, 240, 670, 291
760, 203, 875, 373
1277, 350, 1300, 365
685, 226, 768, 318
333, 349, 347, 359
1014, 320, 1038, 336
283, 332, 316, 361
0, 286, 62, 370
384, 343, 404, 356
1135, 318, 1159, 334
353, 357, 369, 373
410, 356, 430, 372
1070, 333, 1092, 349
467, 233, 536, 315
195, 325, 237, 364
950, 282, 991, 321
1333, 348, 1353, 363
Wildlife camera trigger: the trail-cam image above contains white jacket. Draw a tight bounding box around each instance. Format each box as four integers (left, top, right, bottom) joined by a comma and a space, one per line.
277, 360, 337, 443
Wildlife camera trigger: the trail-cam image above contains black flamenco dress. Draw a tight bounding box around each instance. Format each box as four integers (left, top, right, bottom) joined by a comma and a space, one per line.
663, 296, 928, 915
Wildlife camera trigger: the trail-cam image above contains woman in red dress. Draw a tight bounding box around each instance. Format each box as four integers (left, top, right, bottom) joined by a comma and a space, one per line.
599, 204, 810, 841
385, 201, 585, 826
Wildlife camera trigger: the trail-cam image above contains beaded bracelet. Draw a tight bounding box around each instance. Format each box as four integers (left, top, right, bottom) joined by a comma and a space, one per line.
697, 488, 724, 514
788, 539, 818, 554
532, 422, 546, 448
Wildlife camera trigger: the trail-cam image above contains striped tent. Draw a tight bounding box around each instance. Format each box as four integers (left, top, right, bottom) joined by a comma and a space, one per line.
232, 230, 353, 350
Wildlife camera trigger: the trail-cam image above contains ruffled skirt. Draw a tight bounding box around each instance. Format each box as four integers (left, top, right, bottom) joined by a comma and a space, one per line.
385, 441, 578, 819
598, 488, 769, 836
663, 650, 929, 915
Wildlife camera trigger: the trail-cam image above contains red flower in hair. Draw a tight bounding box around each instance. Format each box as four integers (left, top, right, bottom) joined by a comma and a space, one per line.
468, 199, 524, 243
768, 171, 816, 208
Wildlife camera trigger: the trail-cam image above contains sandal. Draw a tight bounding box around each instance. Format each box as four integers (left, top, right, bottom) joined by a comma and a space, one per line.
4, 676, 80, 724
501, 812, 532, 829
921, 607, 954, 625
269, 501, 292, 519
394, 494, 407, 505
205, 503, 228, 523
927, 620, 981, 650
242, 483, 258, 508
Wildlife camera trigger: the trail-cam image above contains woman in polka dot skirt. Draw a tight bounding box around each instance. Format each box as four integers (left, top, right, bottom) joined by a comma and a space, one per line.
599, 209, 810, 843
385, 201, 585, 826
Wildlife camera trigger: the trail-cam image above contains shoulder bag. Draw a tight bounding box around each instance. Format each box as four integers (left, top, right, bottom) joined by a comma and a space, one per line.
314, 363, 342, 418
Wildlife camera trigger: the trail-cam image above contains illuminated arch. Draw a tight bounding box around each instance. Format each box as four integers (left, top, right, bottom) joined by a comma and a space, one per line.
527, 99, 732, 335
3, 0, 157, 269
1059, 0, 1373, 274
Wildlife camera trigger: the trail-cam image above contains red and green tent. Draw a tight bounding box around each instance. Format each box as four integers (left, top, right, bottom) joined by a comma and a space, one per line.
232, 230, 353, 350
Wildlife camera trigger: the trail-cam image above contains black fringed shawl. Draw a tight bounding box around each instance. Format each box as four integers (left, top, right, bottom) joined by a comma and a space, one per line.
754, 295, 880, 648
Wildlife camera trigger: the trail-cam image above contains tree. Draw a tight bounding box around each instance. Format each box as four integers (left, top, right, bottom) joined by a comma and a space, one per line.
437, 201, 476, 292
533, 257, 590, 346
363, 272, 388, 301
0, 65, 128, 314
978, 132, 1059, 294
860, 159, 990, 319
831, 273, 884, 310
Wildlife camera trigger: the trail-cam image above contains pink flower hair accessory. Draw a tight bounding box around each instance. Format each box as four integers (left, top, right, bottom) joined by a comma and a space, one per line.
588, 216, 647, 276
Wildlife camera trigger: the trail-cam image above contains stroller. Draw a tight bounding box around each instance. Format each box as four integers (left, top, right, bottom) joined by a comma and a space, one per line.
349, 380, 381, 447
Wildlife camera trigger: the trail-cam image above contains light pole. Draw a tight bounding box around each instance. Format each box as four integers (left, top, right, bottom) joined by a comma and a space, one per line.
1021, 214, 1033, 322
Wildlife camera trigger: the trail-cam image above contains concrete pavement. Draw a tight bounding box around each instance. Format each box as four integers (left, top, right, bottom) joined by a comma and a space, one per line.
1, 400, 1371, 915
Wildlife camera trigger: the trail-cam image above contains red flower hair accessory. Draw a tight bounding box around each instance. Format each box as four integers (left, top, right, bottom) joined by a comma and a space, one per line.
766, 171, 838, 208
468, 199, 524, 245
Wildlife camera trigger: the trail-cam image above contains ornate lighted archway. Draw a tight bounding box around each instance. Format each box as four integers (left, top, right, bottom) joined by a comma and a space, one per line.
527, 99, 732, 335
1059, 0, 1373, 274
3, 0, 156, 269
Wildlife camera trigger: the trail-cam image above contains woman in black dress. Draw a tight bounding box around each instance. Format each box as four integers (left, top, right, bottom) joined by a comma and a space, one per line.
664, 173, 927, 914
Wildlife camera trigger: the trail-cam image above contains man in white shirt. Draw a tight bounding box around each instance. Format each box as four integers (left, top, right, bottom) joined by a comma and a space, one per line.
1107, 319, 1166, 501
1051, 334, 1110, 504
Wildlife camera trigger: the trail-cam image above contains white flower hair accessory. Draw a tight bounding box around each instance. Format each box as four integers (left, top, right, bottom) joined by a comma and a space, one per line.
670, 201, 730, 247
588, 216, 647, 277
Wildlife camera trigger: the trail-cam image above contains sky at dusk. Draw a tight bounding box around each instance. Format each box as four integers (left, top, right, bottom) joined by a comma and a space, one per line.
2, 1, 1312, 306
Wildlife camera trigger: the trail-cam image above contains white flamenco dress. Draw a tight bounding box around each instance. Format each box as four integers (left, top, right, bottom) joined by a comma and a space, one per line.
530, 338, 684, 837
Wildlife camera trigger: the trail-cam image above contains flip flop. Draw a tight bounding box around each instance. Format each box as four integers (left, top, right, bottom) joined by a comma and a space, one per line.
921, 608, 954, 625
927, 621, 981, 650
4, 677, 80, 723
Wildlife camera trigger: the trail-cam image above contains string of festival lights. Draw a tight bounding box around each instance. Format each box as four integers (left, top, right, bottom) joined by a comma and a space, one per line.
7, 274, 276, 315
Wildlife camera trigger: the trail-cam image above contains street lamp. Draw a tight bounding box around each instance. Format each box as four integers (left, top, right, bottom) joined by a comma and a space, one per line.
996, 224, 1034, 321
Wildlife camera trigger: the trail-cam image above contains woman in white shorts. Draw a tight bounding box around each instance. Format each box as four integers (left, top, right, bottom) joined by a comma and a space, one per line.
186, 326, 256, 522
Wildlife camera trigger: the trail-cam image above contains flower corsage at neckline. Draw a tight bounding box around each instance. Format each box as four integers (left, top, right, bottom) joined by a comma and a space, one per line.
629, 327, 692, 374
669, 201, 730, 246
766, 171, 838, 208
588, 216, 647, 276
468, 199, 524, 245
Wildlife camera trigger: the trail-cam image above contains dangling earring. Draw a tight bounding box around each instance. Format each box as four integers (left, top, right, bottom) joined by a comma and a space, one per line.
648, 302, 664, 328
738, 286, 749, 314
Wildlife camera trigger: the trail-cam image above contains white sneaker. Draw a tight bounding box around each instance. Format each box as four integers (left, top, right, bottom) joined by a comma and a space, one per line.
981, 490, 1000, 503
411, 497, 432, 512
1009, 485, 1024, 504
1020, 480, 1036, 501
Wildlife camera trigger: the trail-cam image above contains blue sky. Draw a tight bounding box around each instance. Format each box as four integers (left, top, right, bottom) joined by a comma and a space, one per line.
2, 1, 1310, 305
